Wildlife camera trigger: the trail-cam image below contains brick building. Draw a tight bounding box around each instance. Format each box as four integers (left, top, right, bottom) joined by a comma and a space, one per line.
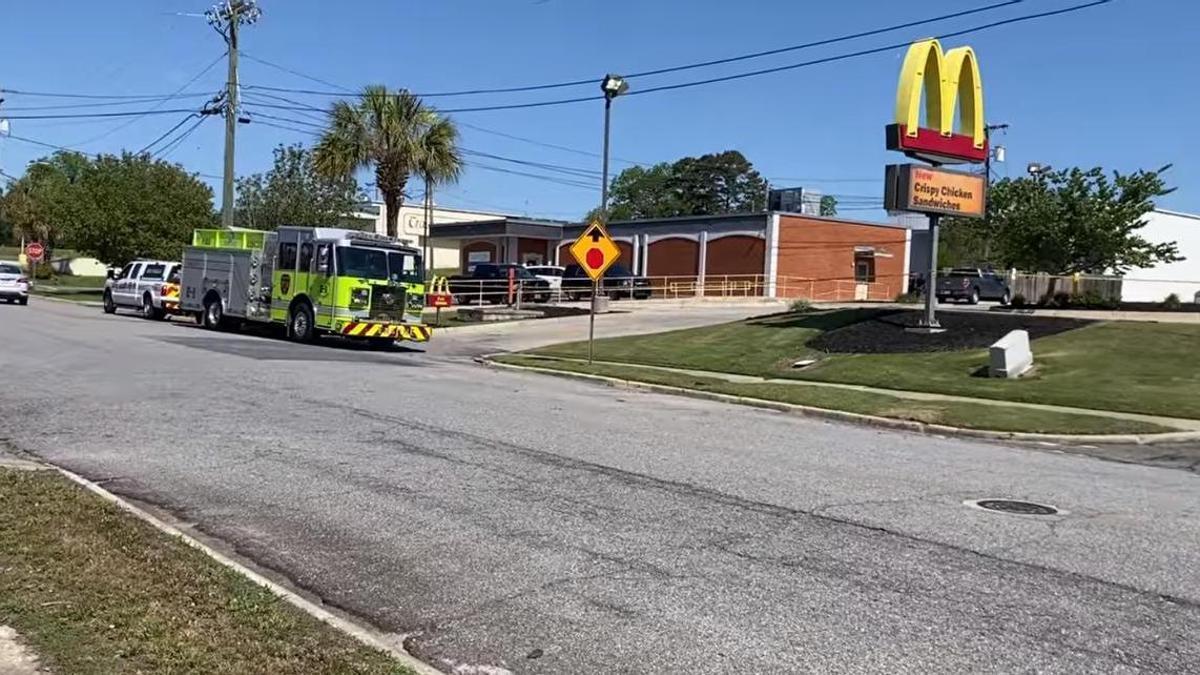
430, 212, 911, 301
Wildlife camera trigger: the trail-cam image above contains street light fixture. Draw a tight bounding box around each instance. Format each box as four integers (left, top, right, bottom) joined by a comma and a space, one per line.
1027, 162, 1053, 177
601, 74, 629, 100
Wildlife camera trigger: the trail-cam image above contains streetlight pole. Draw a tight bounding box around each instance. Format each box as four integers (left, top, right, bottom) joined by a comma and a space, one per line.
589, 74, 629, 364
982, 122, 1008, 261
208, 0, 261, 229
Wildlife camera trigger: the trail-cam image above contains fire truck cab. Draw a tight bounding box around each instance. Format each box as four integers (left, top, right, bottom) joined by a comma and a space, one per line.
180, 226, 431, 345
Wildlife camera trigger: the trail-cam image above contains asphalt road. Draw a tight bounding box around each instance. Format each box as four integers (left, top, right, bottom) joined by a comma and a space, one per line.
2, 299, 1199, 673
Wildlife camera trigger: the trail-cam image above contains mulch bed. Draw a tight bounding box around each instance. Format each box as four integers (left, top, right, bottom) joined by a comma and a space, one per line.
806, 309, 1093, 354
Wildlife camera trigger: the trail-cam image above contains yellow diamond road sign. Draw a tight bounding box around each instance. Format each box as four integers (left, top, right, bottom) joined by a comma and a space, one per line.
569, 222, 621, 282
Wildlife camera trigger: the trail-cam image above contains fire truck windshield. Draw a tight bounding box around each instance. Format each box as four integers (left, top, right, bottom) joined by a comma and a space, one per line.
336, 246, 422, 284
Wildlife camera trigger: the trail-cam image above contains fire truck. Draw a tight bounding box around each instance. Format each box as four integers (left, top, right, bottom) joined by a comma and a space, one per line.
180, 226, 431, 344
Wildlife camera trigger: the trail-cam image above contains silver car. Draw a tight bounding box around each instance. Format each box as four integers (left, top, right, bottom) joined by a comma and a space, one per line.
0, 262, 30, 305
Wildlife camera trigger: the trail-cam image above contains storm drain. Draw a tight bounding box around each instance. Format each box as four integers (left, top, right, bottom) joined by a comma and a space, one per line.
964, 499, 1061, 516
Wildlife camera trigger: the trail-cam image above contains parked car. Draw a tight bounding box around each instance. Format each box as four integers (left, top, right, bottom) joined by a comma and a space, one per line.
561, 264, 653, 300
526, 265, 565, 293
448, 263, 552, 305
935, 267, 1011, 305
0, 262, 30, 305
103, 260, 184, 319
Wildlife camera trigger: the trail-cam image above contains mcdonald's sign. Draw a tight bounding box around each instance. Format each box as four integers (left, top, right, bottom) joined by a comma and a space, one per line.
885, 39, 987, 164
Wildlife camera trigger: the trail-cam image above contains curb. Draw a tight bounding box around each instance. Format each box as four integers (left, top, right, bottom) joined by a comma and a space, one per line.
31, 294, 103, 308
480, 356, 1200, 446
42, 462, 444, 675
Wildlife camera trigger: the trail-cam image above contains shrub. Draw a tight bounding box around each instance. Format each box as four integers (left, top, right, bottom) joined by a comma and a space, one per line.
893, 290, 921, 304
1010, 293, 1027, 307
790, 298, 814, 313
1041, 291, 1072, 308
1162, 293, 1182, 310
1066, 291, 1119, 310
31, 264, 56, 281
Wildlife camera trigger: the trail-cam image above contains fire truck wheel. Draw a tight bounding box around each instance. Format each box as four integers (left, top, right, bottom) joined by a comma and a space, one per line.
289, 302, 315, 342
202, 296, 224, 330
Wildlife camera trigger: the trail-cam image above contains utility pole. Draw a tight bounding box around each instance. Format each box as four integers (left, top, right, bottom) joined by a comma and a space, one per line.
207, 0, 261, 229
982, 123, 1008, 261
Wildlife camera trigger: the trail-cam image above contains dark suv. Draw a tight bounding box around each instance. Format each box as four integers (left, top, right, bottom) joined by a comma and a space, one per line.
561, 264, 652, 300
448, 263, 552, 305
935, 267, 1011, 305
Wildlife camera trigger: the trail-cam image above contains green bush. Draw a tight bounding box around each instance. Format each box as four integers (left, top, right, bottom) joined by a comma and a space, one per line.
1011, 293, 1027, 307
790, 298, 814, 313
1070, 291, 1121, 310
31, 265, 56, 281
1041, 291, 1072, 308
893, 290, 921, 304
1162, 293, 1182, 310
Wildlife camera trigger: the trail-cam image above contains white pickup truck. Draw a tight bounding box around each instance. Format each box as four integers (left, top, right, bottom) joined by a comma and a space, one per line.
102, 260, 183, 320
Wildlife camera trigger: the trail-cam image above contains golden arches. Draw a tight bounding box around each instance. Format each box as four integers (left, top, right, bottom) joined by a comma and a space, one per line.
894, 39, 985, 150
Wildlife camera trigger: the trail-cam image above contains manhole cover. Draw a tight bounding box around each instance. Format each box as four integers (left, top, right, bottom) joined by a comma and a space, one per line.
965, 499, 1061, 516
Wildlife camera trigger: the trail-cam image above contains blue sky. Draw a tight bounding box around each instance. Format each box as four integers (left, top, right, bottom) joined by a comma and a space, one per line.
1, 0, 1197, 222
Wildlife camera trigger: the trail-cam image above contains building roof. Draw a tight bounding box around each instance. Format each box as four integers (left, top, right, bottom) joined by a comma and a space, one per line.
430, 217, 572, 240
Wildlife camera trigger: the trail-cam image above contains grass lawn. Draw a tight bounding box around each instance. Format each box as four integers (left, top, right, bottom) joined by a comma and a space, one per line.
36, 276, 109, 289
529, 310, 1200, 420
497, 356, 1171, 435
0, 468, 412, 675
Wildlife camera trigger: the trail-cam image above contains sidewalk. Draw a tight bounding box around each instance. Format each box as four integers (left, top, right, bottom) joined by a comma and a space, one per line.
504, 354, 1200, 435
0, 627, 42, 675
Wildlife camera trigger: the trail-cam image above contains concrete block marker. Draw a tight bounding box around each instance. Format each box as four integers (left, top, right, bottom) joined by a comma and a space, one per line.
990, 329, 1034, 378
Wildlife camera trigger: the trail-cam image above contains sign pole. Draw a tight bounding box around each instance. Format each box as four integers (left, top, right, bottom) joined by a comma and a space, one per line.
588, 281, 598, 364
923, 212, 941, 329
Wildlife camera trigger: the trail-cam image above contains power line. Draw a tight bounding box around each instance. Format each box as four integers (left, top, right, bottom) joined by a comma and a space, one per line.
155, 116, 210, 159
138, 114, 201, 155
462, 149, 600, 179
242, 0, 1024, 99
251, 119, 320, 136
465, 161, 597, 190
240, 90, 328, 123
628, 0, 1111, 97
442, 0, 1112, 113
0, 92, 217, 112
241, 52, 354, 93
242, 108, 323, 129
1, 133, 223, 180
1, 107, 206, 121
458, 121, 648, 167
0, 87, 215, 100
71, 52, 227, 148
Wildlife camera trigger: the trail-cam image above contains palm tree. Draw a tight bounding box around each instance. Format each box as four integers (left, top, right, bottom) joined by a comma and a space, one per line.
415, 117, 463, 277
313, 86, 428, 239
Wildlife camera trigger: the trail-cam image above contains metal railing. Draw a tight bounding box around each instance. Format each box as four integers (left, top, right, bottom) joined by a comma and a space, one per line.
438, 273, 903, 306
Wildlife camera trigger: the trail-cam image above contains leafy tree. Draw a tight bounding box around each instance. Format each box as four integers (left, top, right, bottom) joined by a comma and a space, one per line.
236, 144, 363, 230
0, 151, 91, 255
819, 195, 838, 217
414, 117, 463, 273
942, 165, 1179, 274
672, 151, 767, 215
593, 151, 767, 221
314, 86, 458, 239
68, 153, 216, 264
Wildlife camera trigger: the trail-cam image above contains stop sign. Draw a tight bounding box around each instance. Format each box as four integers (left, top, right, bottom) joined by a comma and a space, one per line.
25, 242, 45, 262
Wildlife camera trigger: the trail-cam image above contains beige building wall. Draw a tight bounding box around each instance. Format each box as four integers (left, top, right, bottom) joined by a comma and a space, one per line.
342, 202, 513, 270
